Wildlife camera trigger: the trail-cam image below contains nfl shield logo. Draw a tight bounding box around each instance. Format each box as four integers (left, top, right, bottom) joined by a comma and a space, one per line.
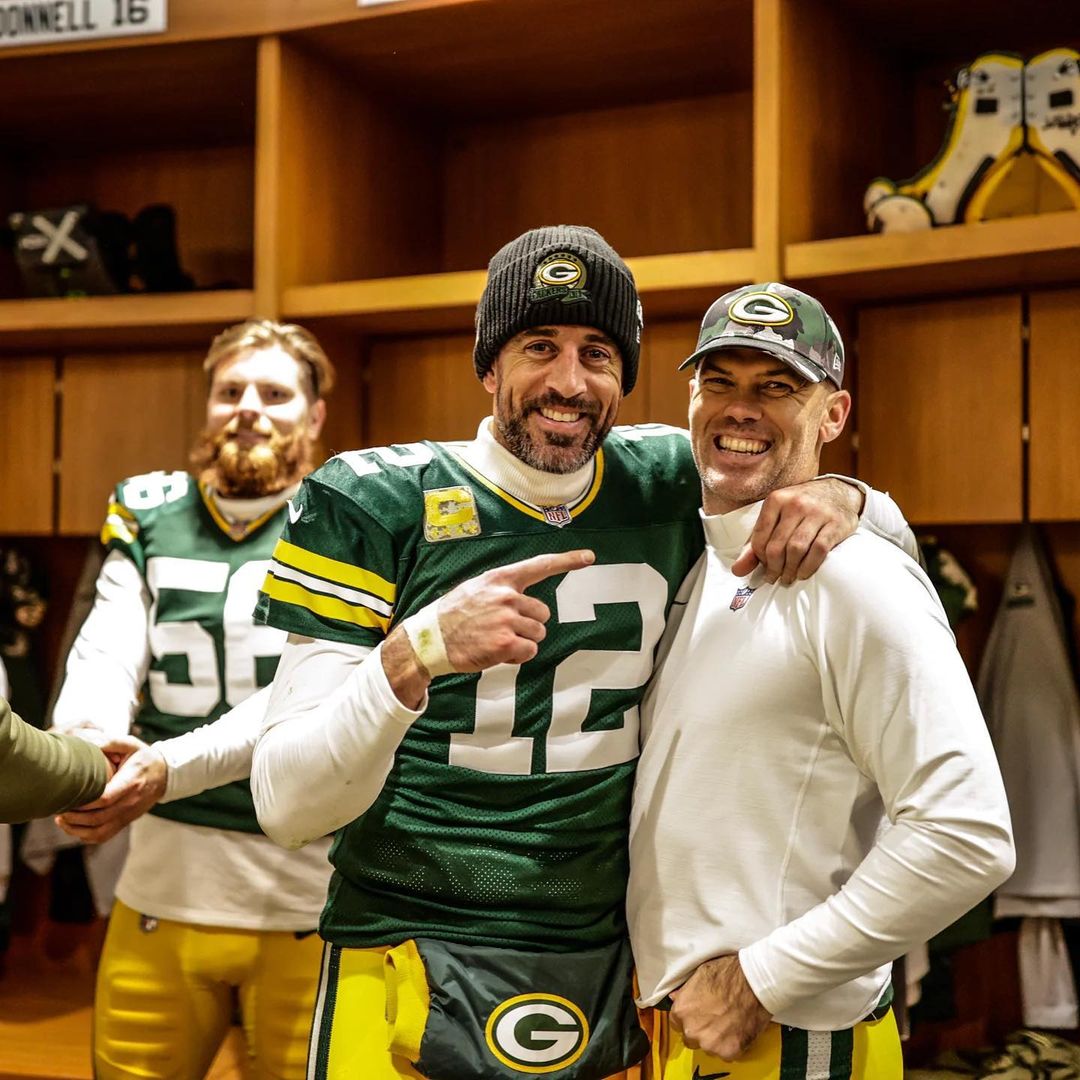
542, 504, 573, 528
730, 586, 756, 611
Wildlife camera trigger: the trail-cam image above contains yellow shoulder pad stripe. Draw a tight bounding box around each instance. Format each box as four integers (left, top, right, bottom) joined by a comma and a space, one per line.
261, 574, 391, 633
272, 539, 396, 604
101, 501, 138, 546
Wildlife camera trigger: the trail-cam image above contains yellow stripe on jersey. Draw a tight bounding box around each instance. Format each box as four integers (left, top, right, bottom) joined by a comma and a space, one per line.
453, 449, 605, 523
272, 539, 396, 604
101, 501, 138, 546
261, 573, 391, 633
199, 482, 283, 543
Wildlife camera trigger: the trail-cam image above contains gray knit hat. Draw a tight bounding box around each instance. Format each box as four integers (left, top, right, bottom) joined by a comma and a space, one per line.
473, 225, 644, 393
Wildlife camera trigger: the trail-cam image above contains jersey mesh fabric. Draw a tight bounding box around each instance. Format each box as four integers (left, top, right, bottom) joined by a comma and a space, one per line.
105, 471, 287, 833
256, 428, 703, 950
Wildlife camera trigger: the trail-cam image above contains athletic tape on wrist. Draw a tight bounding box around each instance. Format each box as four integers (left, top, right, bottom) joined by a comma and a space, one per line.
401, 604, 455, 677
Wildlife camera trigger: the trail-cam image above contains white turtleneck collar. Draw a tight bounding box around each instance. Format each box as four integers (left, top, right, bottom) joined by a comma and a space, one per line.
700, 501, 765, 557
455, 418, 598, 509
209, 481, 301, 524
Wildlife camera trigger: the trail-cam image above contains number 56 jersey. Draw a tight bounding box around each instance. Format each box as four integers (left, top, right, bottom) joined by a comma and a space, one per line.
255, 425, 703, 952
103, 470, 288, 834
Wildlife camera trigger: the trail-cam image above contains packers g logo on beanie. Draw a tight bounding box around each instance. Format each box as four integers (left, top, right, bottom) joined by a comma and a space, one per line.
528, 253, 589, 305
485, 993, 590, 1073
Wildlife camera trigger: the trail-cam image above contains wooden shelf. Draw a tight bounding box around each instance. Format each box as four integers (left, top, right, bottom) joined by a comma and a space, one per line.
0, 291, 255, 352
0, 39, 257, 152
292, 0, 751, 121
835, 0, 1080, 61
785, 212, 1080, 300
282, 249, 765, 333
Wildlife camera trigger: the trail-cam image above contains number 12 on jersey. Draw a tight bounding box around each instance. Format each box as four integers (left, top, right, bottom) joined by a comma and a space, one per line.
449, 563, 668, 775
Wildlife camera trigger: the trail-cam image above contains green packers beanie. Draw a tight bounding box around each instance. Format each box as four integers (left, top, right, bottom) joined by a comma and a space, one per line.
473, 225, 644, 393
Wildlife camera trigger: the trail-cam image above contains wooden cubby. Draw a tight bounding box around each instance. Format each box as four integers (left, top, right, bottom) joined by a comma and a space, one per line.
781, 0, 1080, 299
267, 0, 769, 335
0, 40, 259, 373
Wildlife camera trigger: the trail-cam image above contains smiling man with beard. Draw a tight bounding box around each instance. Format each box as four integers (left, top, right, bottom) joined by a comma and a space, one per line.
247, 229, 917, 1080
50, 319, 337, 1080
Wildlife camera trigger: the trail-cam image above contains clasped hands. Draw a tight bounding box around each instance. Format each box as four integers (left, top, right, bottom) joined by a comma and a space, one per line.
54, 723, 167, 844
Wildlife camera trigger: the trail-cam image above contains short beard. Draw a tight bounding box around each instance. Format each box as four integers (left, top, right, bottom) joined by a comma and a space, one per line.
495, 388, 614, 474
191, 421, 316, 498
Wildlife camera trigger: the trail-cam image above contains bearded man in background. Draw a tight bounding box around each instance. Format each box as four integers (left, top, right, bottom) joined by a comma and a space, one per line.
51, 319, 337, 1080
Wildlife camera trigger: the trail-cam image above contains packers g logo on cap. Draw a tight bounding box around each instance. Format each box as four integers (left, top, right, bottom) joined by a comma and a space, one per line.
728, 291, 794, 327
485, 993, 590, 1073
528, 253, 590, 305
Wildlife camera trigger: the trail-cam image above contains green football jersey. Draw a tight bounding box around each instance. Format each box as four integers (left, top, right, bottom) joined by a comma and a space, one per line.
103, 470, 288, 833
255, 424, 704, 950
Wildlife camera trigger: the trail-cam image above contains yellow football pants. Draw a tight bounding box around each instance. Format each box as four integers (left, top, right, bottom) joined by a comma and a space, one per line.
94, 900, 324, 1080
308, 941, 643, 1079
648, 1007, 902, 1079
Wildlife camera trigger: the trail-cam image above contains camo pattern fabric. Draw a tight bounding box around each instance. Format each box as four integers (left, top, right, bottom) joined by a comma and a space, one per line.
678, 282, 845, 387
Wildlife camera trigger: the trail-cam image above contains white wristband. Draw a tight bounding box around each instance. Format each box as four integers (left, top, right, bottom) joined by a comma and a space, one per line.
401, 603, 455, 677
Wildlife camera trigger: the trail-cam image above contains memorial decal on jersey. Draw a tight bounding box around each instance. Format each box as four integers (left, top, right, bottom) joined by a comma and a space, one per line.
0, 0, 166, 48
423, 486, 482, 543
730, 586, 756, 611
484, 993, 590, 1073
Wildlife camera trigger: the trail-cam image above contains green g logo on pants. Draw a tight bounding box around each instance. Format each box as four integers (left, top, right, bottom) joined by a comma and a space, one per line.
485, 994, 590, 1072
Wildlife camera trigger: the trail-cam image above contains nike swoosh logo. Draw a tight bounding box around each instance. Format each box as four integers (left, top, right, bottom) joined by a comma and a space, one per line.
287, 499, 303, 524
692, 1070, 731, 1080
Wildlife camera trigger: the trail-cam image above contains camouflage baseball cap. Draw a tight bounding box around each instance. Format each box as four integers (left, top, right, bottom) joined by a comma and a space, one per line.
678, 282, 845, 387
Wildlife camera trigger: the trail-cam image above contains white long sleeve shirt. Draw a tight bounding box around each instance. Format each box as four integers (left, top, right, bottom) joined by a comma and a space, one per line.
628, 503, 1014, 1029
52, 489, 331, 931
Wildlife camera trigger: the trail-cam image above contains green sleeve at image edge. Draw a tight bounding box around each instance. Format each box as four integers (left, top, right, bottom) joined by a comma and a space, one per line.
0, 701, 110, 822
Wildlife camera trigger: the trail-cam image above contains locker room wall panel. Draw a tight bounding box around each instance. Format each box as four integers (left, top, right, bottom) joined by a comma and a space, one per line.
364, 334, 490, 447
856, 295, 1023, 524
441, 93, 753, 272
58, 352, 207, 535
1028, 289, 1080, 521
642, 320, 696, 431
313, 329, 365, 462
0, 357, 56, 535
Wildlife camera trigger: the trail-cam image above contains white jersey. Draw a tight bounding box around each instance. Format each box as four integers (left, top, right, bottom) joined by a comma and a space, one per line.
628, 502, 1014, 1030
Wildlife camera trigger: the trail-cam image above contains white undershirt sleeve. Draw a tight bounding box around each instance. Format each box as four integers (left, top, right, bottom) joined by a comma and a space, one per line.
158, 685, 270, 803
52, 551, 150, 737
738, 559, 1014, 1016
251, 635, 425, 850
